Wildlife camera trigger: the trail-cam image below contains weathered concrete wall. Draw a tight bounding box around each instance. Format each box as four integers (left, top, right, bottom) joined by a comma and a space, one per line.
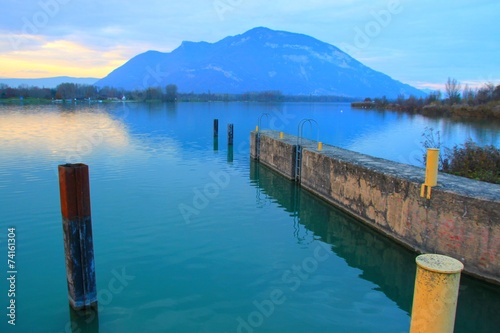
251, 130, 297, 180
250, 130, 500, 284
250, 131, 259, 160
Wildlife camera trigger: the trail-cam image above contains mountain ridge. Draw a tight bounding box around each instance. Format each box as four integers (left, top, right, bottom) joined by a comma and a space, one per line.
0, 76, 99, 88
97, 27, 424, 98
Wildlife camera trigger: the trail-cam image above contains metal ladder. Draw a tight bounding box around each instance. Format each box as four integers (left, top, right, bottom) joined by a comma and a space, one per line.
255, 113, 270, 160
295, 119, 320, 182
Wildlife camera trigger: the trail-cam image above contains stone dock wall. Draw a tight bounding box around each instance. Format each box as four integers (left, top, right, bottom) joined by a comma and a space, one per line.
250, 130, 500, 284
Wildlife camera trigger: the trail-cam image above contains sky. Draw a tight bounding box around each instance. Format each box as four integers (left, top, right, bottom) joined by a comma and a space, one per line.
0, 0, 498, 90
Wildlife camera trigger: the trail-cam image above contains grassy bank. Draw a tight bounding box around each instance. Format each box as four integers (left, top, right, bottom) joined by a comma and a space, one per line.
352, 101, 500, 120
421, 128, 500, 184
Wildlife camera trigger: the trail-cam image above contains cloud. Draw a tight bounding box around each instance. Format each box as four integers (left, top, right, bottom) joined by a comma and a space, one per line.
0, 0, 498, 85
0, 37, 128, 78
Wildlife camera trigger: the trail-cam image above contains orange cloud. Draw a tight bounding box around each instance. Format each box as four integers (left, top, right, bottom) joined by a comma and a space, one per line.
0, 37, 128, 78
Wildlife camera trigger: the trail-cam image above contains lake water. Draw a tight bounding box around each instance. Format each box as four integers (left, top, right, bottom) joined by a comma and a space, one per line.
0, 102, 499, 333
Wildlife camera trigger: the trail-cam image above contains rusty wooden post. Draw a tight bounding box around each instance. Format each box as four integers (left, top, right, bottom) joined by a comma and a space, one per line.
228, 123, 234, 146
214, 119, 219, 137
58, 163, 97, 310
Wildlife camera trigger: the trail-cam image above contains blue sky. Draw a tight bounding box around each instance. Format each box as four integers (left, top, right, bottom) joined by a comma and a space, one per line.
0, 0, 498, 90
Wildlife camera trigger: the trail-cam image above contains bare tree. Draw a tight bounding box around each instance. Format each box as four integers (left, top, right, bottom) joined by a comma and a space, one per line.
494, 85, 500, 101
445, 77, 461, 104
462, 84, 475, 105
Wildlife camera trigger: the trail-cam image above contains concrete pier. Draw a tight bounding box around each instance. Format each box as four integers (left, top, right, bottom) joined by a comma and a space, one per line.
250, 130, 500, 284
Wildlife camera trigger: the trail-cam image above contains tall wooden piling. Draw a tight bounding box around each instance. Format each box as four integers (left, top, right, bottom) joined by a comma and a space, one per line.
58, 163, 97, 310
227, 145, 234, 163
214, 119, 219, 137
213, 137, 219, 151
228, 123, 234, 146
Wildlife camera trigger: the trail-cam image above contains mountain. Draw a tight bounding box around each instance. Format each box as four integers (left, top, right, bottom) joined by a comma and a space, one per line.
0, 76, 99, 88
96, 27, 423, 98
420, 88, 436, 95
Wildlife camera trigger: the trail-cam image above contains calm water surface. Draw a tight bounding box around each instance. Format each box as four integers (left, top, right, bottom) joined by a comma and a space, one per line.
0, 102, 499, 333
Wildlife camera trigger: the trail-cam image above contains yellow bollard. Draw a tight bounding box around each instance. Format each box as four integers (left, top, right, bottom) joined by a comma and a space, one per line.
425, 148, 439, 186
279, 132, 284, 139
255, 125, 259, 132
420, 148, 439, 199
318, 142, 323, 151
409, 254, 464, 333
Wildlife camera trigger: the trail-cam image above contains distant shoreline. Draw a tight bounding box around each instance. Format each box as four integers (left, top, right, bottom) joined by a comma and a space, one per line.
0, 95, 358, 105
352, 101, 500, 121
3, 97, 499, 121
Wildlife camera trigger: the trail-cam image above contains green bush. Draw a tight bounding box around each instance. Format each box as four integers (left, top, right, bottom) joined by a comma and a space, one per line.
443, 141, 500, 184
421, 128, 500, 184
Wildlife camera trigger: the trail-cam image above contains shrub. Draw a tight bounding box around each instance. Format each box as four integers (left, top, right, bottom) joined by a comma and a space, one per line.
421, 128, 500, 184
420, 127, 449, 169
443, 141, 500, 184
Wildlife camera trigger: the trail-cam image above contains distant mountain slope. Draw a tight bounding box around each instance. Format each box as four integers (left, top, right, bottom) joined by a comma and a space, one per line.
0, 76, 99, 88
96, 27, 423, 98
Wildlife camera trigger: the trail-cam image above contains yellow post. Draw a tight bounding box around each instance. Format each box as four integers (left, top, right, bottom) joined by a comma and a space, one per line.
425, 148, 439, 186
409, 254, 464, 333
279, 132, 284, 139
420, 148, 439, 199
255, 125, 259, 132
317, 142, 323, 151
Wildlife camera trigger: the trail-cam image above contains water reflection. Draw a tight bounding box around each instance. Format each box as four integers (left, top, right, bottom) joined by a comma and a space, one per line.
249, 160, 500, 333
227, 145, 233, 163
2, 102, 498, 332
213, 137, 219, 152
0, 107, 129, 161
68, 306, 99, 333
250, 160, 416, 309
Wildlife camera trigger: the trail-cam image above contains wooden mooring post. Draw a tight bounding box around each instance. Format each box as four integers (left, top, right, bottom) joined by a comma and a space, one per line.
213, 137, 219, 151
227, 145, 234, 163
228, 123, 234, 146
214, 119, 219, 137
58, 163, 98, 310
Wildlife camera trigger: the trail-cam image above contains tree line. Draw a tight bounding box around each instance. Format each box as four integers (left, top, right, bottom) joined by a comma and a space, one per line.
0, 83, 357, 103
0, 83, 179, 102
359, 78, 500, 119
4, 78, 498, 114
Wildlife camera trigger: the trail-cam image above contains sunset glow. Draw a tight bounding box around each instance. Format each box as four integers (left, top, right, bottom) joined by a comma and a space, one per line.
0, 37, 127, 78
0, 0, 498, 88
